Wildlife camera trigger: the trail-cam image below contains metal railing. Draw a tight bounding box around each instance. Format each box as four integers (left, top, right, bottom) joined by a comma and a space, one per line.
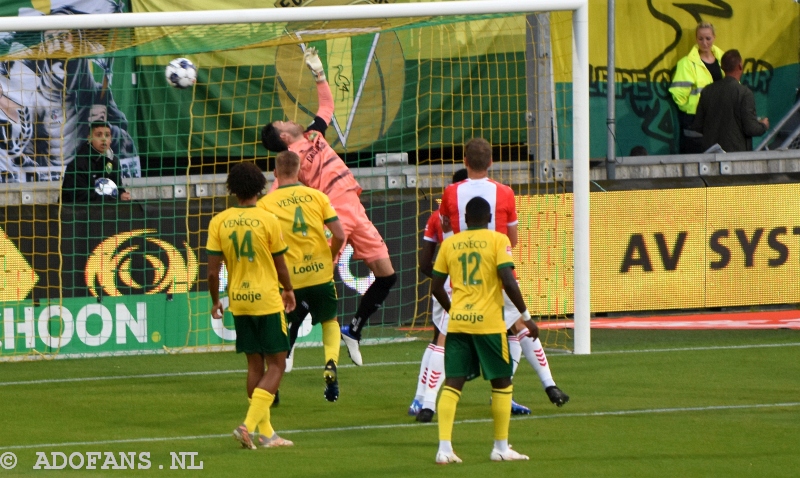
755, 97, 800, 151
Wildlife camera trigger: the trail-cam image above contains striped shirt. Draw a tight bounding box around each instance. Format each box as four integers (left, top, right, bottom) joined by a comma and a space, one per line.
439, 177, 518, 235
424, 209, 444, 244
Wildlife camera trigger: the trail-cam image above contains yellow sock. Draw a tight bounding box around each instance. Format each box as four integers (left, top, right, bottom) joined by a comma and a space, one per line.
322, 320, 340, 365
257, 411, 275, 439
437, 386, 461, 441
491, 385, 513, 440
244, 388, 274, 433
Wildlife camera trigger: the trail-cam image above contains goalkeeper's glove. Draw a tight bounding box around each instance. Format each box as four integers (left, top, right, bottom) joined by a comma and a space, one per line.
304, 47, 326, 83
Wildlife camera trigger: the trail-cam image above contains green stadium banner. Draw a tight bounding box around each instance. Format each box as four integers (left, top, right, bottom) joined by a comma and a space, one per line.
0, 293, 324, 359
2, 0, 796, 174
132, 0, 800, 158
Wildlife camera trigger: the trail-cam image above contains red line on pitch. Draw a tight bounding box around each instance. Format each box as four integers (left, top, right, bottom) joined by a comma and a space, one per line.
537, 310, 800, 330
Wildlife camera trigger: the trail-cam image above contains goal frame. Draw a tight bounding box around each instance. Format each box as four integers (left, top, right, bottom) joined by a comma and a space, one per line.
0, 0, 591, 355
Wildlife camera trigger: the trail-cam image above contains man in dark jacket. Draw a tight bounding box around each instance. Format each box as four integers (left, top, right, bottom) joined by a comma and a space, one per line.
62, 122, 131, 203
692, 49, 769, 152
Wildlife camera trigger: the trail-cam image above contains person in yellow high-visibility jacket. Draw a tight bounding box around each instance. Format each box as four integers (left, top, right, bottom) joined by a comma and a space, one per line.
670, 22, 724, 154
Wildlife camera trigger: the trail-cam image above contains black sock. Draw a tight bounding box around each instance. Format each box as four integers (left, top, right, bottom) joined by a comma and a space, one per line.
287, 302, 309, 353
350, 273, 397, 335
288, 320, 302, 353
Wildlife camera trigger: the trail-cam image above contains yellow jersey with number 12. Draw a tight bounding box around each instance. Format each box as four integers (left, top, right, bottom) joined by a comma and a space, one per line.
206, 205, 288, 316
258, 183, 338, 289
432, 227, 514, 334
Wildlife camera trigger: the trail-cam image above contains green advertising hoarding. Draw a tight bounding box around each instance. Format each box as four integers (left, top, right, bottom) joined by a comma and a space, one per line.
0, 292, 322, 359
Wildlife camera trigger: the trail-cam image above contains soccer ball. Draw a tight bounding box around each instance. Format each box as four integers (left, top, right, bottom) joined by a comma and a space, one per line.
165, 58, 197, 89
94, 178, 118, 198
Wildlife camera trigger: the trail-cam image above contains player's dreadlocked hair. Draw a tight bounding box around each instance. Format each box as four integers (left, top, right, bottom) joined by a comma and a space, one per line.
227, 162, 266, 201
261, 123, 289, 152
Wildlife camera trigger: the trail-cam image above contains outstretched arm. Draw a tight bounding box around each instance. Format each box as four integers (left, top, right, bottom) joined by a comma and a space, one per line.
305, 47, 334, 124
316, 81, 334, 125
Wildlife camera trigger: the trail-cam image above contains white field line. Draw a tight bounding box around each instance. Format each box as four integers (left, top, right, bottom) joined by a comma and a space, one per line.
2, 342, 800, 388
0, 361, 420, 387
0, 401, 798, 451
0, 337, 416, 363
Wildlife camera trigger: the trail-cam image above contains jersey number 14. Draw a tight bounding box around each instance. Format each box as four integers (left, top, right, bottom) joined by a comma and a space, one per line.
228, 230, 255, 261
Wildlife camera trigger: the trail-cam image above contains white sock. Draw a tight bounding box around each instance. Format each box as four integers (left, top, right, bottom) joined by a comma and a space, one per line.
422, 346, 445, 411
415, 344, 434, 401
508, 334, 521, 376
285, 345, 295, 373
493, 439, 509, 453
438, 440, 453, 454
517, 329, 556, 389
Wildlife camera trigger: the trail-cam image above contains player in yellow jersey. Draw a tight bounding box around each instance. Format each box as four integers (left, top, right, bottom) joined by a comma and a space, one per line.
259, 150, 347, 402
207, 162, 296, 450
430, 197, 531, 464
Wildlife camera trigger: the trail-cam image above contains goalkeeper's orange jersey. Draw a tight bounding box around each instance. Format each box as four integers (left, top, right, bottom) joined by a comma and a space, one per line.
288, 81, 361, 201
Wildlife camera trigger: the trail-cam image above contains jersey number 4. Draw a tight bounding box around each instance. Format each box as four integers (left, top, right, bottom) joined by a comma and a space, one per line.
293, 207, 308, 237
457, 252, 482, 285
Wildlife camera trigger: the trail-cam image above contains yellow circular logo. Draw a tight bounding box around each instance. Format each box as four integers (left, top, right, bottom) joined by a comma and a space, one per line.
85, 229, 198, 297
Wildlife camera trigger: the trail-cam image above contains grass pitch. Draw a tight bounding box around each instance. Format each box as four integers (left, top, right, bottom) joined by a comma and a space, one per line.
1, 329, 799, 477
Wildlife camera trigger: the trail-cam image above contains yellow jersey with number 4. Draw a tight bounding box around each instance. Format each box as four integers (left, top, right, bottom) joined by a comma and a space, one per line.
258, 183, 338, 289
432, 227, 514, 334
206, 205, 288, 316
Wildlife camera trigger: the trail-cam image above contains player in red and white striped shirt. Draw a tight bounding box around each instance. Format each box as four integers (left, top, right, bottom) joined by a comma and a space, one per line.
409, 169, 468, 422
439, 138, 569, 408
261, 48, 396, 366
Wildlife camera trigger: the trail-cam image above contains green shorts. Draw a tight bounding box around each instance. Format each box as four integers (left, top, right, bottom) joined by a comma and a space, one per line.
233, 312, 290, 355
444, 332, 512, 381
287, 281, 338, 325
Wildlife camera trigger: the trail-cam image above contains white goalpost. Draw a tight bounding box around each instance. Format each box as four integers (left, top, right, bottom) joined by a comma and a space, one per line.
0, 0, 591, 355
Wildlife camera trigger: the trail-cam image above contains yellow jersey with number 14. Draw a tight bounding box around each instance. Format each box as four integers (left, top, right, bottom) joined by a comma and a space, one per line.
258, 183, 338, 289
432, 227, 514, 334
206, 205, 288, 316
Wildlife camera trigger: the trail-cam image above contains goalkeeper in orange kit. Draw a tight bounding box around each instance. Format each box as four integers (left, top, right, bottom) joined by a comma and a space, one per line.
261, 47, 396, 366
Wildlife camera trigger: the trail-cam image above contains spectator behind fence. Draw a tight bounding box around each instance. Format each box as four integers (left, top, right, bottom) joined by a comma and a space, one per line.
669, 22, 724, 154
62, 121, 131, 203
629, 146, 648, 156
692, 49, 769, 152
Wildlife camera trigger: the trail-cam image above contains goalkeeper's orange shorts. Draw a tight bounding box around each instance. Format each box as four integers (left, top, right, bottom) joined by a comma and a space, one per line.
331, 190, 390, 264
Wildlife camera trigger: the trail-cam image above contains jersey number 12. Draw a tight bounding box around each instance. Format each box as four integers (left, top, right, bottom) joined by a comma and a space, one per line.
458, 252, 482, 285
